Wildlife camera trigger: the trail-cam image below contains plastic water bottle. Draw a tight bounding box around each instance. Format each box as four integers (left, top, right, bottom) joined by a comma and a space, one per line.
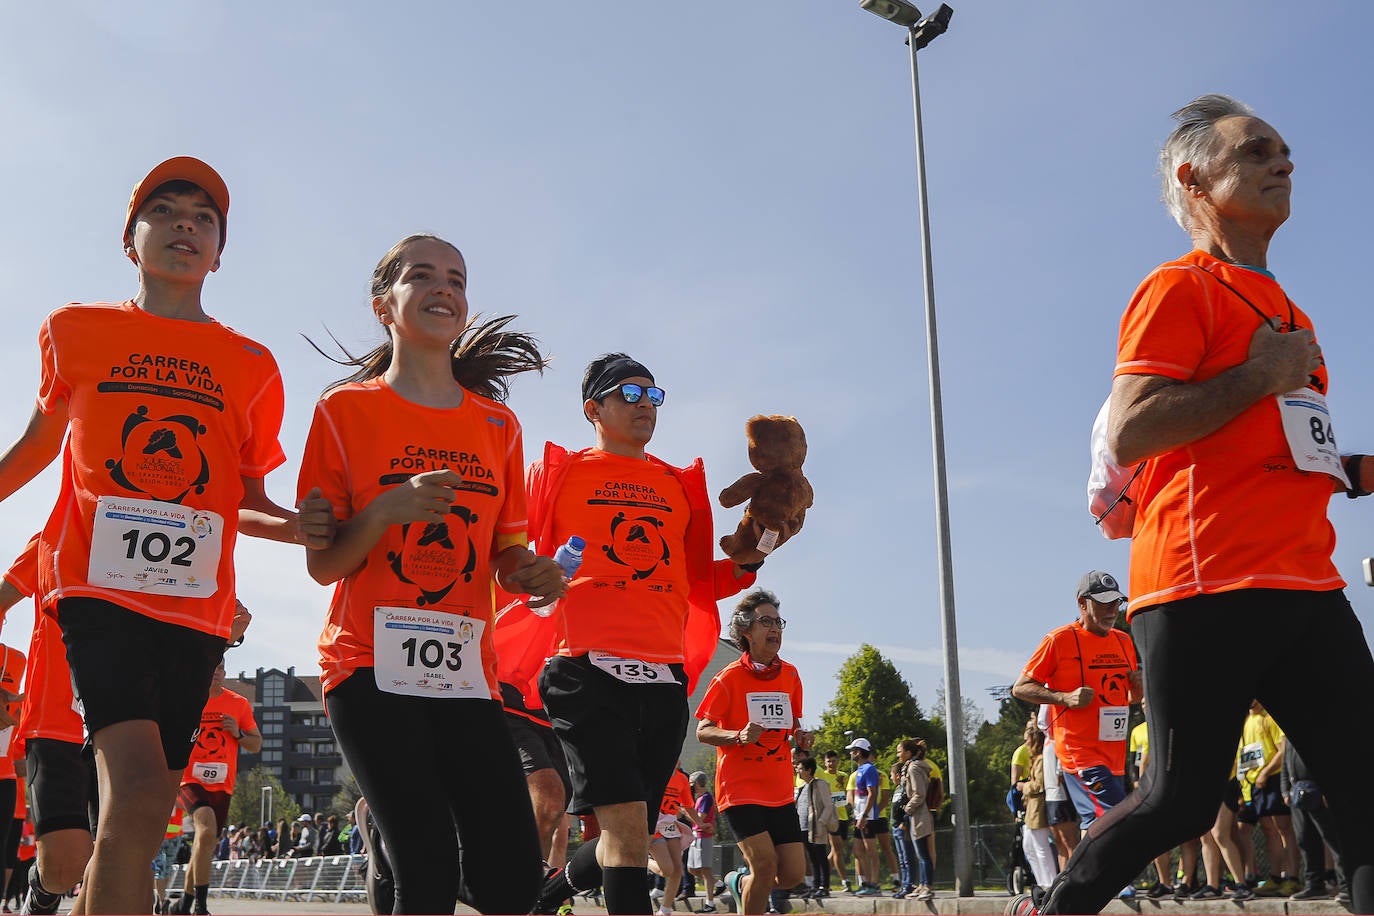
532, 536, 585, 617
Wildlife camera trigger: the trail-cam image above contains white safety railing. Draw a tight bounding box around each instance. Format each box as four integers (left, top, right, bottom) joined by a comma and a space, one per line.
168, 854, 368, 903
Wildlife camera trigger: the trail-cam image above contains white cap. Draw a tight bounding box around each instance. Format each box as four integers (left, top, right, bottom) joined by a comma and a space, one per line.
845, 737, 872, 752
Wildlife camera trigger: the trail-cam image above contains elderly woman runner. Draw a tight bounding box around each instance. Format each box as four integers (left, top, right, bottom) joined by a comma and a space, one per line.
696, 589, 812, 915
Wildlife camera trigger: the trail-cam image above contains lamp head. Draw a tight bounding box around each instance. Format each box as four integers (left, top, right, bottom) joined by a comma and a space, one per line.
912, 4, 954, 49
859, 0, 923, 28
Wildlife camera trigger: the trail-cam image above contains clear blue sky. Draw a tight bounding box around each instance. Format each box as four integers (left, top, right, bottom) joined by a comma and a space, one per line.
3, 1, 1373, 730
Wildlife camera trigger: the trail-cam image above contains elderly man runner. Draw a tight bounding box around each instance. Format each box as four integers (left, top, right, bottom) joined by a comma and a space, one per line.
1038, 94, 1374, 914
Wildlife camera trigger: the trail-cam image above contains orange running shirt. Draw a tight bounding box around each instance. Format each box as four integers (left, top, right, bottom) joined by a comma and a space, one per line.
550, 451, 692, 663
36, 302, 286, 638
1023, 622, 1137, 775
0, 644, 26, 781
4, 537, 82, 744
655, 768, 693, 837
1115, 252, 1341, 611
181, 687, 256, 793
696, 656, 803, 809
298, 378, 529, 697
2, 536, 37, 598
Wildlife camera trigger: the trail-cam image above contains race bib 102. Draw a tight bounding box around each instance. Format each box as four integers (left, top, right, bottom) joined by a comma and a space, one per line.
89, 497, 222, 597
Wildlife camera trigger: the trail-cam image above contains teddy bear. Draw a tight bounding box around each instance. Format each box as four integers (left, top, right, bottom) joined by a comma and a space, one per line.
718, 414, 814, 567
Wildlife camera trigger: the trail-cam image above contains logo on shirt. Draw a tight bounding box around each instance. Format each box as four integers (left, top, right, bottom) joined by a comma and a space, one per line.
106, 406, 210, 502
387, 505, 479, 605
603, 512, 672, 580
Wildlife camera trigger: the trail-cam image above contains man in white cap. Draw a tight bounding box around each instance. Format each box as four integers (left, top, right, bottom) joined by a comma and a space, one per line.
1012, 572, 1141, 838
845, 738, 881, 896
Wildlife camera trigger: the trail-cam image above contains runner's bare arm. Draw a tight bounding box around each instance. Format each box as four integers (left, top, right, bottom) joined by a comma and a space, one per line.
493, 545, 565, 608
304, 469, 460, 585
1109, 322, 1319, 466
0, 403, 67, 505
1011, 673, 1093, 709
238, 478, 335, 549
697, 717, 762, 747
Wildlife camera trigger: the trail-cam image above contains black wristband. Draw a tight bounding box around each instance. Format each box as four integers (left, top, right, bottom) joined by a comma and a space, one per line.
1344, 455, 1370, 499
737, 560, 765, 573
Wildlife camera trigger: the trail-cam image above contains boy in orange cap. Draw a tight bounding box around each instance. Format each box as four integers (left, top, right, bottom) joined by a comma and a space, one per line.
0, 157, 333, 913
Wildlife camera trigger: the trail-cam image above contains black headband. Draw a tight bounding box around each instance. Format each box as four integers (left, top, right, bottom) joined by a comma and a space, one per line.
582, 357, 655, 402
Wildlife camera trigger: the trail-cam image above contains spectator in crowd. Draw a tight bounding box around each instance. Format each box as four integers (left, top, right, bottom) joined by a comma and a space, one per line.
286, 816, 313, 859
254, 826, 272, 862
687, 772, 719, 912
796, 757, 836, 901
820, 751, 852, 893
1037, 705, 1080, 869
1281, 740, 1349, 904
152, 807, 186, 915
899, 739, 936, 902
846, 739, 882, 897
888, 760, 915, 899
318, 815, 343, 858
1037, 94, 1374, 916
1239, 701, 1299, 896
1020, 726, 1057, 891
648, 767, 698, 916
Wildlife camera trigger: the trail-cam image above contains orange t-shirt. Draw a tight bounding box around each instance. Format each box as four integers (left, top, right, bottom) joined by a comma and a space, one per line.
36, 301, 286, 638
550, 452, 692, 663
8, 535, 82, 745
1023, 622, 1137, 775
0, 644, 27, 781
696, 656, 803, 810
181, 687, 256, 793
2, 536, 38, 598
655, 768, 693, 837
298, 378, 529, 697
17, 612, 82, 745
1115, 252, 1342, 611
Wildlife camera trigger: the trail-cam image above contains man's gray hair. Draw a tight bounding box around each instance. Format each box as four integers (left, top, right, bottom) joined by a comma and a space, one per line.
1159, 94, 1255, 231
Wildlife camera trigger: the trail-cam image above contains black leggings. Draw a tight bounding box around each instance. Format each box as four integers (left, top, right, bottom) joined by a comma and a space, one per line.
806, 842, 830, 890
326, 669, 542, 914
1043, 589, 1374, 914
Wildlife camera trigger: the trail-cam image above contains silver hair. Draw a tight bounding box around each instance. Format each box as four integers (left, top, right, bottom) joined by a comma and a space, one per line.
729, 587, 781, 652
1159, 94, 1255, 231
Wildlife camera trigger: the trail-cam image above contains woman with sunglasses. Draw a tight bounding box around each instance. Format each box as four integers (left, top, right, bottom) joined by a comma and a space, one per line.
503, 353, 759, 915
696, 588, 812, 915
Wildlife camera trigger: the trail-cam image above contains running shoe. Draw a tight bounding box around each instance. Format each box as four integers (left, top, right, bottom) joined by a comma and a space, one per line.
21, 871, 63, 916
1172, 883, 1194, 900
915, 885, 934, 901
1118, 885, 1135, 899
1290, 884, 1330, 901
699, 905, 717, 913
1188, 885, 1223, 900
556, 907, 574, 916
841, 879, 854, 894
724, 867, 749, 905
1231, 885, 1255, 901
854, 884, 880, 897
1144, 881, 1174, 899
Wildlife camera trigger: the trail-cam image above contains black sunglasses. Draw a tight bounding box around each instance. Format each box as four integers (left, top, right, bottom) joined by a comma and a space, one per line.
596, 383, 666, 407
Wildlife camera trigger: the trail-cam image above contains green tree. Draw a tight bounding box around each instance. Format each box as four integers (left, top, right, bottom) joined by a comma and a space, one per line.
331, 772, 364, 819
812, 644, 931, 764
227, 766, 301, 831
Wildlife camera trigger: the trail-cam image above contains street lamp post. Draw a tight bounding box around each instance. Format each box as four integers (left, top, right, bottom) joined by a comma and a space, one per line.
858, 0, 972, 897
261, 785, 273, 829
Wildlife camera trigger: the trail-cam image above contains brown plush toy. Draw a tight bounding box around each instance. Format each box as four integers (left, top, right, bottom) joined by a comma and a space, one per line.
718, 415, 814, 567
